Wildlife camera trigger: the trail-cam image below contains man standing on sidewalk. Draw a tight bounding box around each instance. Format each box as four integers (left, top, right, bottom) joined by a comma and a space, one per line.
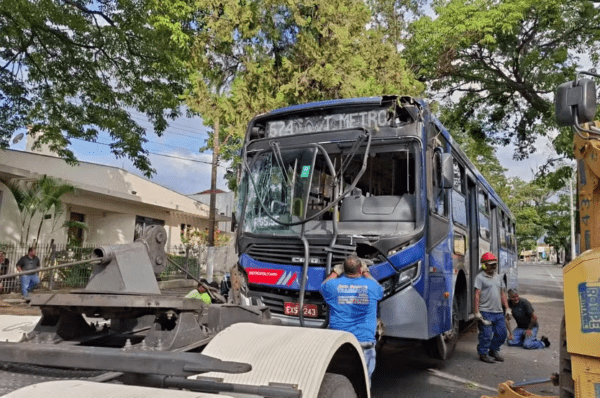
474, 252, 509, 363
320, 255, 383, 386
506, 289, 550, 349
16, 247, 40, 299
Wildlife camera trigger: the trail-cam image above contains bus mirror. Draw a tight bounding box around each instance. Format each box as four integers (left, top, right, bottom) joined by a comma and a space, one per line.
231, 212, 237, 232
555, 79, 597, 126
441, 153, 454, 189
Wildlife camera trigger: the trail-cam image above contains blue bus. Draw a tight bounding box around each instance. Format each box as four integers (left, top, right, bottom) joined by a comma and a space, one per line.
231, 95, 518, 359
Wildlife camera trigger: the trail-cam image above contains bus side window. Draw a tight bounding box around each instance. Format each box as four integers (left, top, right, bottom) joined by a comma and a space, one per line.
432, 149, 447, 217
454, 232, 466, 255
511, 221, 517, 253
478, 188, 490, 240
499, 211, 507, 249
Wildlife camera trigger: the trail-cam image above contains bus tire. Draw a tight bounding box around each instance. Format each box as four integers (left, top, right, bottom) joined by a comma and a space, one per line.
317, 373, 357, 398
559, 315, 575, 398
423, 296, 459, 360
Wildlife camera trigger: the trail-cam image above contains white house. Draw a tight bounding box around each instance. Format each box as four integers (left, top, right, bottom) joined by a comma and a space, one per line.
188, 189, 235, 233
0, 148, 226, 250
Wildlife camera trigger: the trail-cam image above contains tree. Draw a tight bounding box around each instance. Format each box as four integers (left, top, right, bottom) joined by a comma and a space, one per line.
406, 0, 600, 161
0, 176, 86, 246
185, 0, 424, 190
539, 193, 572, 263
0, 0, 192, 176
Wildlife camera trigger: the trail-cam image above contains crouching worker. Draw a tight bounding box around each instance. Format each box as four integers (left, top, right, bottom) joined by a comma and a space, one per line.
506, 289, 550, 349
320, 255, 383, 387
185, 279, 212, 305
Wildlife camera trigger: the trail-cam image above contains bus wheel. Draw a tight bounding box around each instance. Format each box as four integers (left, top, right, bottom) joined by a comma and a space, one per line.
317, 373, 357, 398
559, 315, 575, 398
423, 297, 459, 360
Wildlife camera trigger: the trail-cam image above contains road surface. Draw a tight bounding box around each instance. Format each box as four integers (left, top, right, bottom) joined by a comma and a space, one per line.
371, 261, 563, 397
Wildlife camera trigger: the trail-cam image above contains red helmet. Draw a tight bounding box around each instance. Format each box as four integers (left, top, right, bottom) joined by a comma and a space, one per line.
481, 252, 497, 263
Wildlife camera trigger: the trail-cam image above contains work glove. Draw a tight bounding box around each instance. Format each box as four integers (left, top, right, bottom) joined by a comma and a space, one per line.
332, 263, 344, 276
505, 313, 512, 321
474, 312, 483, 321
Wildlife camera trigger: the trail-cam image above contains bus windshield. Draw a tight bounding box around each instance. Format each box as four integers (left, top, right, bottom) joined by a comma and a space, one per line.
242, 138, 420, 236
243, 147, 317, 235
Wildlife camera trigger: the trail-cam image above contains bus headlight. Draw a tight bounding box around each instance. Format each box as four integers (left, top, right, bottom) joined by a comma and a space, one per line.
399, 261, 420, 283
381, 261, 421, 298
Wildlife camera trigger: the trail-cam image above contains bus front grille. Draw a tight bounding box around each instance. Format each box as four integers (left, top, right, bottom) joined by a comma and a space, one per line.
246, 242, 355, 265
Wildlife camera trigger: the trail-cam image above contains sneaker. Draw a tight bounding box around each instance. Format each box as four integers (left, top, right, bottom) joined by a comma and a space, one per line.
479, 354, 496, 363
490, 351, 504, 362
541, 336, 550, 347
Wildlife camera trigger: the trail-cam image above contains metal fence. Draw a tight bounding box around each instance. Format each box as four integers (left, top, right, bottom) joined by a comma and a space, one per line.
0, 242, 237, 294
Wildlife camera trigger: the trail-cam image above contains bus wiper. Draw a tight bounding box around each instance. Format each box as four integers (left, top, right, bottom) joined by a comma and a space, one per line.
336, 133, 366, 181
269, 141, 290, 187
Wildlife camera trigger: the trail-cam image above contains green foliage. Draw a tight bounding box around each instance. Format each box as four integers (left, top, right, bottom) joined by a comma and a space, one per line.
538, 193, 573, 262
0, 175, 83, 245
181, 0, 424, 190
0, 0, 191, 176
406, 0, 600, 162
55, 246, 94, 287
181, 228, 231, 247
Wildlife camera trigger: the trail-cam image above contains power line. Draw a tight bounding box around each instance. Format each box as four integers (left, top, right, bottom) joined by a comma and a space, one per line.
72, 138, 228, 168
127, 116, 203, 138
129, 110, 208, 132
128, 111, 208, 136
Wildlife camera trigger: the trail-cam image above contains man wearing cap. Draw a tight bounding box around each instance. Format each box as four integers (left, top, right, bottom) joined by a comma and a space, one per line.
474, 252, 509, 363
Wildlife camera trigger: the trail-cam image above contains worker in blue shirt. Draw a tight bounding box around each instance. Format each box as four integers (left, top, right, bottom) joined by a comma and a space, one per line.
320, 255, 383, 386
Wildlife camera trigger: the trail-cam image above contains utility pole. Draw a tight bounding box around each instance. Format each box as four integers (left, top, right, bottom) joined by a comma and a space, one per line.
208, 117, 219, 247
570, 170, 576, 260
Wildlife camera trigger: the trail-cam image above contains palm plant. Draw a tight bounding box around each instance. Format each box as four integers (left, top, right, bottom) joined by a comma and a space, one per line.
0, 176, 87, 246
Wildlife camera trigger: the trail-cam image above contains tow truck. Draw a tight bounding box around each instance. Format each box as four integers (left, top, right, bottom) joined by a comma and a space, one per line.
0, 226, 370, 397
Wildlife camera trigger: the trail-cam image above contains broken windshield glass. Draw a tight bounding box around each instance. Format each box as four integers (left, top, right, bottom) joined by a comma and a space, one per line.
243, 147, 317, 235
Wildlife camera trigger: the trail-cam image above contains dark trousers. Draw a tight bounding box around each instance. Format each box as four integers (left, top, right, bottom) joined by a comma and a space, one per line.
477, 311, 507, 355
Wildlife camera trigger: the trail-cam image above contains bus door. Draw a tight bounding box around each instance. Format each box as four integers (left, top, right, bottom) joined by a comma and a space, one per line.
467, 177, 479, 312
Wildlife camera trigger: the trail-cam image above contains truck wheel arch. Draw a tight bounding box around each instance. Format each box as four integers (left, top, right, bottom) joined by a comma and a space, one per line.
197, 323, 370, 398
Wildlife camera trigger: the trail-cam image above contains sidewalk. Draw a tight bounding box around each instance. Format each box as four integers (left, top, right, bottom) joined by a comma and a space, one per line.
0, 293, 42, 316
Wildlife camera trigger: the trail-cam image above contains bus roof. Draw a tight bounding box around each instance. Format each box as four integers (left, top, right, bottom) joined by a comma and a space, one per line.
263, 97, 387, 117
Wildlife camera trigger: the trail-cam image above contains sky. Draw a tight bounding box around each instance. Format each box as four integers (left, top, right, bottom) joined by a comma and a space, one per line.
10, 111, 231, 196
496, 134, 562, 182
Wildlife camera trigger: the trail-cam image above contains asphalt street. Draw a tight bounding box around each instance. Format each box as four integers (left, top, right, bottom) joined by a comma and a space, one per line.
371, 261, 564, 397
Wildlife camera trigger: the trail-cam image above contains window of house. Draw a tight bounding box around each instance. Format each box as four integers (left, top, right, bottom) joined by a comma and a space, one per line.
68, 212, 85, 245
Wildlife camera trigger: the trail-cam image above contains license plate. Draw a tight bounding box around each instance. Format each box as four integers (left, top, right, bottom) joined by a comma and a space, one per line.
284, 302, 318, 318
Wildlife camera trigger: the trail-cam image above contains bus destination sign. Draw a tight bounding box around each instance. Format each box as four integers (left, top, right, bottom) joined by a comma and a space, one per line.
266, 108, 390, 138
